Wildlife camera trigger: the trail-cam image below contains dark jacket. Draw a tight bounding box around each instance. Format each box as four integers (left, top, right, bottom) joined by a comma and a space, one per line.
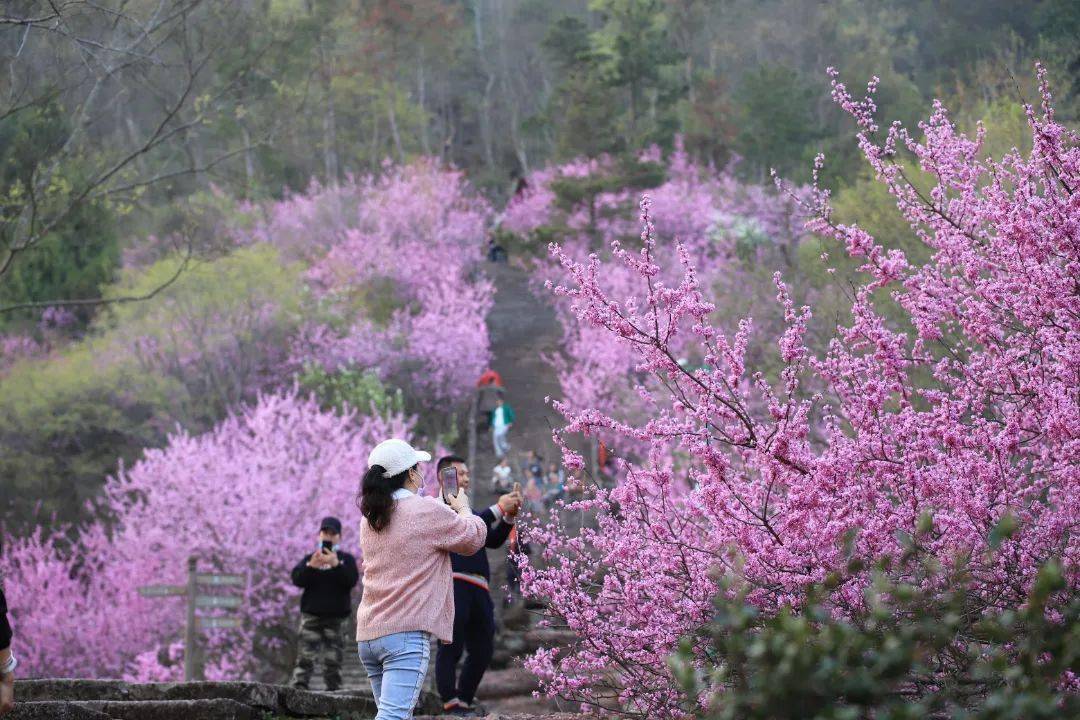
0, 586, 11, 650
291, 550, 360, 618
449, 506, 513, 582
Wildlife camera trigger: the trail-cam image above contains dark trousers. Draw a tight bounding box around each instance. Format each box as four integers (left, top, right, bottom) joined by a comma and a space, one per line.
435, 581, 495, 705
291, 613, 345, 690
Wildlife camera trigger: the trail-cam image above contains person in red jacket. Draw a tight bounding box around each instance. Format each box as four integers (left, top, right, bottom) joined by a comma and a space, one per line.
476, 368, 503, 389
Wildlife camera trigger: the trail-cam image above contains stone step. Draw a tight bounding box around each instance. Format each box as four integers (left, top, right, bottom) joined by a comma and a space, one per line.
80, 699, 258, 720
473, 667, 539, 700
415, 714, 585, 720
16, 679, 384, 718
9, 702, 113, 719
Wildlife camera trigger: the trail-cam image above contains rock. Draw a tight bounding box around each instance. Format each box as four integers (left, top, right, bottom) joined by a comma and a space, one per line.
18, 680, 137, 703
415, 714, 585, 720
80, 699, 257, 720
18, 679, 378, 718
279, 686, 376, 717
474, 667, 538, 699
9, 702, 112, 719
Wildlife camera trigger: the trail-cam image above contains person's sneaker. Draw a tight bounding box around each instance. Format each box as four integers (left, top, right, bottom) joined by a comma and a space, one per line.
443, 698, 486, 716
442, 698, 468, 715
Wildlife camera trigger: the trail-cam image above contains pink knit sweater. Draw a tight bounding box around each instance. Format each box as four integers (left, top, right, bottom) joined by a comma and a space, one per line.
356, 494, 487, 643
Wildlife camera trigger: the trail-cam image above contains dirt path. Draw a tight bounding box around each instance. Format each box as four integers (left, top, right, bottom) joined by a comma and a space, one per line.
477, 260, 565, 490
467, 260, 575, 716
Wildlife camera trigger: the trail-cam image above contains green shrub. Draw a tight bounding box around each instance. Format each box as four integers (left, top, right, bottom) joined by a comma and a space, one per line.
0, 345, 179, 532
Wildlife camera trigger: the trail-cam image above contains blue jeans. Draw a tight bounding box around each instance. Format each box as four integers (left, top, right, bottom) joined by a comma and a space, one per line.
358, 631, 431, 720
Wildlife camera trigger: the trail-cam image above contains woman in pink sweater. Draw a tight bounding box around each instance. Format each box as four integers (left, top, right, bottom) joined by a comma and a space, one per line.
356, 439, 486, 720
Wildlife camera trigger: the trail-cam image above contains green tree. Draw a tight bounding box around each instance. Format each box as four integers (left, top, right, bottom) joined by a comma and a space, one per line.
589, 0, 683, 148
0, 101, 119, 326
543, 16, 624, 159
733, 63, 824, 182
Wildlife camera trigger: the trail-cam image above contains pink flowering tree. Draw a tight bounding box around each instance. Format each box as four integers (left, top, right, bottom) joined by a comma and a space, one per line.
520, 67, 1079, 718
243, 160, 494, 412
516, 141, 814, 472
1, 388, 413, 681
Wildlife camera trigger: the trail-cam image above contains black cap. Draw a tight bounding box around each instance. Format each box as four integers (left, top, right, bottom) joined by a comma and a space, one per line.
320, 516, 342, 534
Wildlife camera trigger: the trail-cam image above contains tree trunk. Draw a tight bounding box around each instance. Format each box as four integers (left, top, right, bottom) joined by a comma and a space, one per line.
473, 0, 496, 171
387, 90, 406, 163
418, 46, 431, 156
240, 122, 256, 195
320, 48, 339, 182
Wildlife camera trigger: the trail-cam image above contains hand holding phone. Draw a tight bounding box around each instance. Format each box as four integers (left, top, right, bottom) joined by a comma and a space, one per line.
440, 466, 459, 500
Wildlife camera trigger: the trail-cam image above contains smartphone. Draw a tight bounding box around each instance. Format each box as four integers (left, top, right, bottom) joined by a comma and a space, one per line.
440, 466, 459, 497
320, 539, 334, 552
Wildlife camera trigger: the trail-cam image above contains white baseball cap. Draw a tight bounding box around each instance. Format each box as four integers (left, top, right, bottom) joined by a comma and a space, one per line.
368, 439, 431, 478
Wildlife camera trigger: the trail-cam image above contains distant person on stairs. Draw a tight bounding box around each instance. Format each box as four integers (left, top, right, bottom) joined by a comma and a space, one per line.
489, 397, 515, 459
289, 516, 360, 692
491, 457, 513, 493
357, 440, 487, 720
1, 583, 15, 715
475, 368, 503, 390
434, 456, 522, 717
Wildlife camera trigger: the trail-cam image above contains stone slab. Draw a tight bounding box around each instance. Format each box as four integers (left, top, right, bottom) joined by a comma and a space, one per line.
81, 699, 257, 720
9, 702, 112, 720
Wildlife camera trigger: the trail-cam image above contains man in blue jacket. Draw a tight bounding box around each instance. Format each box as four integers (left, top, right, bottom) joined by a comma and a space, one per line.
289, 516, 359, 691
435, 455, 521, 716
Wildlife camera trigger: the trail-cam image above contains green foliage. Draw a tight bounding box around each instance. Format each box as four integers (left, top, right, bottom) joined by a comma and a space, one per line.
543, 16, 625, 159
548, 158, 666, 235
0, 343, 179, 533
0, 101, 119, 325
589, 0, 683, 147
674, 521, 1079, 720
0, 244, 306, 532
297, 363, 404, 419
733, 64, 824, 181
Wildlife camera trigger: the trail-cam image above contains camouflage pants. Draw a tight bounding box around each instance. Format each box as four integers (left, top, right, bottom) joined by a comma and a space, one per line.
290, 613, 345, 690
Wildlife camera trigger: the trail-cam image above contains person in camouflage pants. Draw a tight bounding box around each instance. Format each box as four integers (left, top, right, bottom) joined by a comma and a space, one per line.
292, 613, 345, 690
290, 517, 359, 691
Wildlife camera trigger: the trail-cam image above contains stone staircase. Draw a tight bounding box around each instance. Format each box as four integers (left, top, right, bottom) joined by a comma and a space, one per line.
460, 261, 574, 716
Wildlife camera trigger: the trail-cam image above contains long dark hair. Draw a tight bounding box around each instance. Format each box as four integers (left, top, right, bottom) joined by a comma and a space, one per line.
358, 464, 412, 532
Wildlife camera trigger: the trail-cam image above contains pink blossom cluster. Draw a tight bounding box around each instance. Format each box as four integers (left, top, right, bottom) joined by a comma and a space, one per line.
520, 69, 1079, 717
244, 160, 495, 406
520, 140, 812, 469
1, 388, 412, 680
0, 334, 45, 375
